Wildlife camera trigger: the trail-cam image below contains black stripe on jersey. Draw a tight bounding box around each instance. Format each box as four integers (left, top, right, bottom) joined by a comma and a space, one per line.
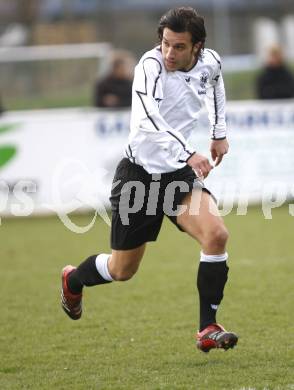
136, 56, 192, 157
144, 57, 162, 98
178, 151, 196, 163
212, 86, 218, 139
167, 130, 186, 148
214, 86, 218, 125
136, 92, 160, 130
212, 137, 226, 141
152, 76, 160, 97
206, 49, 221, 69
136, 57, 162, 131
128, 144, 135, 163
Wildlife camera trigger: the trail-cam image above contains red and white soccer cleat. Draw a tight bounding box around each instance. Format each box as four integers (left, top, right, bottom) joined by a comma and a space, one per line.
61, 265, 82, 320
196, 323, 238, 353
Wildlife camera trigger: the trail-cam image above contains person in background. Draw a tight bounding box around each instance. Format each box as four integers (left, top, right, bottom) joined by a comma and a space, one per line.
94, 52, 134, 108
256, 45, 294, 100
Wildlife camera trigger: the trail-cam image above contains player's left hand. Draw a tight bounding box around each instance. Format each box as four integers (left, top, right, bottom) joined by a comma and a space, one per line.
210, 138, 229, 167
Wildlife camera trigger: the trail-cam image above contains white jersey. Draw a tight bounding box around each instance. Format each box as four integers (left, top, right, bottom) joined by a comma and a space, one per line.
125, 46, 227, 174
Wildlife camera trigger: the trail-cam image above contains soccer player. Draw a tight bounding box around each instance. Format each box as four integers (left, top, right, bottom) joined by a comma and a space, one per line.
61, 7, 238, 353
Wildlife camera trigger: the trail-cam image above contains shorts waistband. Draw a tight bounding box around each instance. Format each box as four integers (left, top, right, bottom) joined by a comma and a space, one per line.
124, 158, 192, 179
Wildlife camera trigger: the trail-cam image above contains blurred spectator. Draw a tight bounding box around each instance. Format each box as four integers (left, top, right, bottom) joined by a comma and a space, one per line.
256, 45, 294, 99
94, 51, 135, 108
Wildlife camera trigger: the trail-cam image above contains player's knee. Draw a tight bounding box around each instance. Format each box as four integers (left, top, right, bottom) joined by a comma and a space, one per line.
204, 225, 229, 250
218, 225, 229, 245
110, 268, 137, 281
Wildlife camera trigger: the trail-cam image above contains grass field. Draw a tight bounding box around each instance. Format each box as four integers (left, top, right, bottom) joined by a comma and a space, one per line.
3, 70, 259, 111
1, 206, 293, 390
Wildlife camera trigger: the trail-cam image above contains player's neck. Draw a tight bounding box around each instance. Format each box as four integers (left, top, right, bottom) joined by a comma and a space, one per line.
179, 57, 198, 72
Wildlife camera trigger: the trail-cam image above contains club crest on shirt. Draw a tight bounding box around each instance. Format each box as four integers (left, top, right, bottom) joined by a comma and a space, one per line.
200, 71, 209, 89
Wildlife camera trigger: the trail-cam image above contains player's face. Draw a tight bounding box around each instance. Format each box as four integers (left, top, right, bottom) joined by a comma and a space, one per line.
161, 28, 201, 72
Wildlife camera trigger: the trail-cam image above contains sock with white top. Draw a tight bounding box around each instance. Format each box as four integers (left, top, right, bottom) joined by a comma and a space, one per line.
197, 252, 229, 331
67, 253, 113, 294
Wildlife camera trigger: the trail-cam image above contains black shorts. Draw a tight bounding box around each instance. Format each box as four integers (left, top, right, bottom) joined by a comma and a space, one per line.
110, 158, 211, 250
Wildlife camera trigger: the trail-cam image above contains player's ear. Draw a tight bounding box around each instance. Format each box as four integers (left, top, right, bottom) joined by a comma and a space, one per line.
193, 42, 202, 54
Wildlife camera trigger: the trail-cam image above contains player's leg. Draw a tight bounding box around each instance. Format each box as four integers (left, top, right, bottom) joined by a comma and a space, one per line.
68, 245, 146, 290
177, 189, 228, 253
176, 189, 238, 352
61, 157, 164, 320
61, 245, 146, 320
108, 246, 146, 281
177, 189, 228, 329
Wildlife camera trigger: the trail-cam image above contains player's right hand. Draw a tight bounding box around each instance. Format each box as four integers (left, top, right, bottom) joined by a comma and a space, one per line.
186, 153, 213, 179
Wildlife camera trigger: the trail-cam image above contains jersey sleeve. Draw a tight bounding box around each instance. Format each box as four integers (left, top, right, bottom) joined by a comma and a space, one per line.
132, 56, 195, 163
204, 51, 227, 140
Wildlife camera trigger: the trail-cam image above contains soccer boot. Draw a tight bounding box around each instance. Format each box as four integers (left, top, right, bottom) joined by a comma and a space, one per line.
196, 323, 238, 353
61, 265, 82, 320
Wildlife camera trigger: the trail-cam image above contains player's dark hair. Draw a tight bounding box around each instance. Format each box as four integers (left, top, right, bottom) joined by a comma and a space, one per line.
157, 7, 206, 48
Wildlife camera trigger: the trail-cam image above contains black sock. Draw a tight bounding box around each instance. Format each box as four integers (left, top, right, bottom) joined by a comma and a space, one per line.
197, 261, 229, 331
199, 300, 217, 331
67, 254, 111, 294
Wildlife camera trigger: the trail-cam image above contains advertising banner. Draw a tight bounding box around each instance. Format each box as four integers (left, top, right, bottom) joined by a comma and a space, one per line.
0, 101, 293, 221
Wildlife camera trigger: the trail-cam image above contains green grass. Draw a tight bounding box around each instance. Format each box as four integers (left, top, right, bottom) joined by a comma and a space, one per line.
223, 70, 258, 101
1, 206, 294, 389
4, 85, 91, 111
